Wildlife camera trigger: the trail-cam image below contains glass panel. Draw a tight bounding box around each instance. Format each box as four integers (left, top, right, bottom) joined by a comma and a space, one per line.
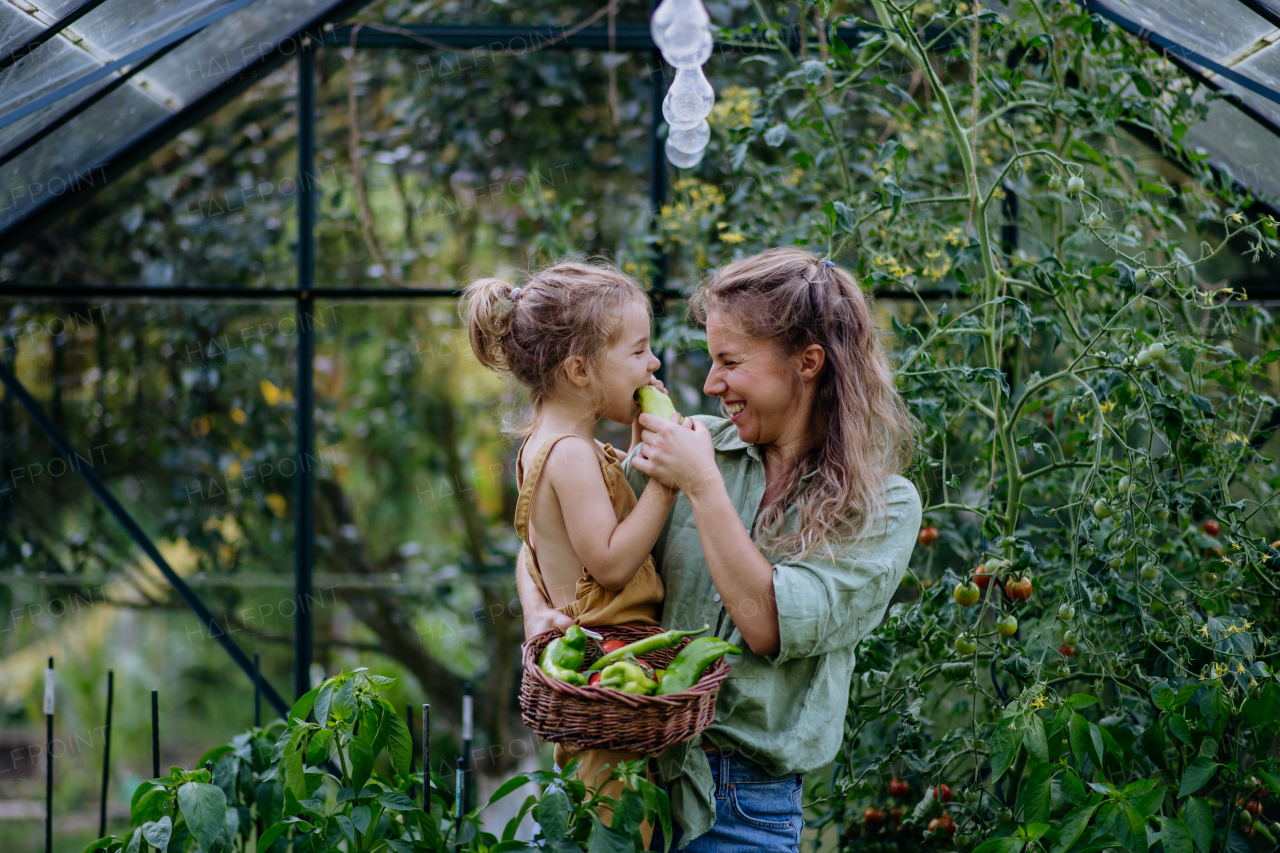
0, 84, 172, 229
0, 4, 44, 57
1094, 0, 1273, 62
1183, 97, 1280, 203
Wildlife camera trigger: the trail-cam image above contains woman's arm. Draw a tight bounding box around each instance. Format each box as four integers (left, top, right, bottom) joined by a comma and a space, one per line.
515, 547, 574, 639
547, 438, 679, 591
631, 415, 781, 656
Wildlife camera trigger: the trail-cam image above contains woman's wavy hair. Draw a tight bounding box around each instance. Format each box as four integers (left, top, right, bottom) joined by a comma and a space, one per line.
690, 247, 914, 558
463, 260, 649, 436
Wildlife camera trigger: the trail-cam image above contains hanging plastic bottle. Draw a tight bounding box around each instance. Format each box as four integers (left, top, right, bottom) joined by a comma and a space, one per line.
665, 137, 704, 168
667, 119, 710, 154
651, 0, 712, 69
663, 67, 715, 129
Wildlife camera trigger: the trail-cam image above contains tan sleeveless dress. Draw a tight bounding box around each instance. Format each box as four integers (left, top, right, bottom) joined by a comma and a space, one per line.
516, 434, 664, 840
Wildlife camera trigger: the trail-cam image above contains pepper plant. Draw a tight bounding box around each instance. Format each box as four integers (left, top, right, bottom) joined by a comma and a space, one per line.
658, 1, 1280, 851
81, 668, 668, 852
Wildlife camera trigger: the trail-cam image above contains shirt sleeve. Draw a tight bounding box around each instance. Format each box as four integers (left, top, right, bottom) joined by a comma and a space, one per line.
769, 475, 922, 665
621, 443, 650, 496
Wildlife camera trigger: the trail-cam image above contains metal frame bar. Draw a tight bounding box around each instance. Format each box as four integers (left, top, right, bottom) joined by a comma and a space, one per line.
0, 358, 292, 718
0, 0, 112, 73
295, 41, 316, 701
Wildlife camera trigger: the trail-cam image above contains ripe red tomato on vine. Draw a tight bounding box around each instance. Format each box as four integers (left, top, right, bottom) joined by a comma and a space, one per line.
918, 526, 939, 546
1006, 576, 1033, 602
889, 778, 909, 797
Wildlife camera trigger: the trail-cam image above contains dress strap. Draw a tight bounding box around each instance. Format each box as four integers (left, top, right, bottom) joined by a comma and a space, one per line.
514, 434, 604, 607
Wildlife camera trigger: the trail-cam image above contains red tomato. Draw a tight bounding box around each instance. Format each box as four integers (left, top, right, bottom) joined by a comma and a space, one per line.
1244, 801, 1262, 817
1203, 519, 1220, 537
864, 807, 885, 827
928, 815, 957, 836
600, 640, 629, 653
927, 784, 952, 803
1058, 644, 1077, 658
918, 526, 939, 547
974, 563, 992, 590
1006, 576, 1034, 602
588, 671, 602, 686
889, 779, 909, 797
889, 807, 906, 821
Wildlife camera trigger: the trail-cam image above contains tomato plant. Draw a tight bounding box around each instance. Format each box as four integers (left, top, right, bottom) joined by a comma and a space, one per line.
677, 2, 1280, 852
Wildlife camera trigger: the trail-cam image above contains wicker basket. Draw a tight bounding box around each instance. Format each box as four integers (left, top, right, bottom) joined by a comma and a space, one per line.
519, 624, 730, 754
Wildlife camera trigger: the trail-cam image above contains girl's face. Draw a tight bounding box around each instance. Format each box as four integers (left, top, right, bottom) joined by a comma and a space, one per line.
702, 311, 822, 450
596, 298, 661, 424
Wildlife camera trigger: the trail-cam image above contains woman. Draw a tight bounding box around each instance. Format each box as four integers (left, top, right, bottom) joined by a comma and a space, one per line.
518, 247, 920, 851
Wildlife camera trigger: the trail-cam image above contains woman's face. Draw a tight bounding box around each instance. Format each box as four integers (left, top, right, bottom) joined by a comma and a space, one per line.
702, 311, 822, 449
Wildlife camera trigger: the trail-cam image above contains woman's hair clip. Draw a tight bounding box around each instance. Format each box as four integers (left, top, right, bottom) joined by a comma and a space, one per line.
819, 259, 836, 267
509, 286, 523, 299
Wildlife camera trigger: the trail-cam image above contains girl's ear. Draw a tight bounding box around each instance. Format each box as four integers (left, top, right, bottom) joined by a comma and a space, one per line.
563, 355, 592, 388
793, 343, 826, 381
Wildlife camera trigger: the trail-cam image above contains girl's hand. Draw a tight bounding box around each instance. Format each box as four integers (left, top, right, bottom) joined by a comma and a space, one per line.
516, 548, 575, 639
633, 414, 719, 497
630, 376, 671, 452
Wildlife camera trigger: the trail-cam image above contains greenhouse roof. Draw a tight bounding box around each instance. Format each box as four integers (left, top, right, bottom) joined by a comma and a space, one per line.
0, 0, 369, 242
2, 1, 1280, 247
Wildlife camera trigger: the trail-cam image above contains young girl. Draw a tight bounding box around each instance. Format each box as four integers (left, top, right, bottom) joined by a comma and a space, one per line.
464, 261, 678, 828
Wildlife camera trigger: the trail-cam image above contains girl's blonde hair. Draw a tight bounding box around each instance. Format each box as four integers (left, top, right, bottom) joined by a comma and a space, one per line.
690, 247, 914, 558
464, 261, 649, 434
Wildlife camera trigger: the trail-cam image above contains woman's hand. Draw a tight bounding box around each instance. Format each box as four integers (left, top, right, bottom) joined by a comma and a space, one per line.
633, 413, 719, 497
516, 548, 574, 639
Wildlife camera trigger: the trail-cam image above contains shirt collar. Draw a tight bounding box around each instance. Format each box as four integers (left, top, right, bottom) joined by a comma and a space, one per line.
700, 415, 818, 482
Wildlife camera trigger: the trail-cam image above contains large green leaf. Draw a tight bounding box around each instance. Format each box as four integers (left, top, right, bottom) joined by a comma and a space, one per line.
1051, 802, 1100, 853
586, 815, 635, 853
1177, 757, 1218, 797
177, 781, 227, 853
1110, 803, 1148, 853
1181, 798, 1213, 853
1024, 714, 1049, 763
1159, 817, 1193, 853
289, 686, 318, 724
1068, 712, 1090, 769
990, 721, 1025, 781
348, 706, 378, 793
487, 774, 532, 807
535, 789, 570, 840
140, 816, 172, 852
380, 698, 413, 779
131, 787, 169, 826
1022, 763, 1055, 825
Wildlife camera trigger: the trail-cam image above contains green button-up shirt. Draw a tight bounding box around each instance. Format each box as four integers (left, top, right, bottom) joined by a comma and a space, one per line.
624, 415, 921, 847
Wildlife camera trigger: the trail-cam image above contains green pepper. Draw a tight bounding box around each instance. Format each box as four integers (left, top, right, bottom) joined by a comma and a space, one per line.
599, 661, 658, 695
587, 624, 709, 671
657, 637, 741, 695
542, 660, 588, 686
540, 625, 590, 684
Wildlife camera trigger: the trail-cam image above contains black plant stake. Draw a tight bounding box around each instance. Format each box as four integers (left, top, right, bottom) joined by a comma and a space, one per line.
99, 670, 114, 839
421, 704, 430, 813
254, 652, 261, 727
151, 689, 160, 779
44, 657, 53, 853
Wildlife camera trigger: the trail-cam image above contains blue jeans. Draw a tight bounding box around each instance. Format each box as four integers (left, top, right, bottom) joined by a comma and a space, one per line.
650, 751, 804, 852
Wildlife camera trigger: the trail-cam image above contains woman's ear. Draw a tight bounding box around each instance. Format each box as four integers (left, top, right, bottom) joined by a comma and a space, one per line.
794, 343, 826, 381
563, 355, 592, 388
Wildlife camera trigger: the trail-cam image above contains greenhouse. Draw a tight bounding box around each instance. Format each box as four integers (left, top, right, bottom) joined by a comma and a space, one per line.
3, 0, 1280, 851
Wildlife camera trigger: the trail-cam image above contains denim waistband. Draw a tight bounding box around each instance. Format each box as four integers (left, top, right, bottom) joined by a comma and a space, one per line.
705, 750, 804, 790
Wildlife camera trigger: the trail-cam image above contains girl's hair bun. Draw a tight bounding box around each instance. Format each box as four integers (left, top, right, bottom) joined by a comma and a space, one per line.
464, 277, 520, 371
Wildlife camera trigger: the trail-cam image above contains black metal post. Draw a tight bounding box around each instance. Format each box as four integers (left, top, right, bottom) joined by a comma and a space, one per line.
453, 755, 464, 853
44, 657, 53, 853
461, 682, 472, 813
151, 690, 160, 779
421, 704, 430, 813
295, 39, 316, 703
254, 652, 262, 727
98, 669, 113, 839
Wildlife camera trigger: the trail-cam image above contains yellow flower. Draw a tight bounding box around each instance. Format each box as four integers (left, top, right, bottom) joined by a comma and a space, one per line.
1031, 697, 1047, 709
720, 232, 746, 243
265, 493, 287, 518
1200, 624, 1210, 636
261, 379, 282, 406
1226, 212, 1244, 224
